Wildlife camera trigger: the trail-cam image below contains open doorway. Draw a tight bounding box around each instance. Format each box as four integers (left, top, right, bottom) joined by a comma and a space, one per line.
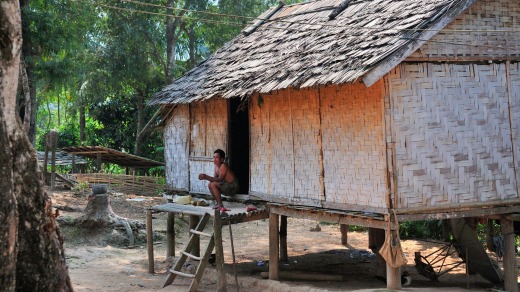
228, 98, 250, 194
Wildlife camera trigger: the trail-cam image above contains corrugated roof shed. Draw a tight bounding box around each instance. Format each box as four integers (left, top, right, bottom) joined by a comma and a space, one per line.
151, 0, 476, 105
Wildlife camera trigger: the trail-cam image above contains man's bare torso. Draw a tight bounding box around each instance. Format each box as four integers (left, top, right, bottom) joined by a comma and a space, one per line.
215, 163, 236, 183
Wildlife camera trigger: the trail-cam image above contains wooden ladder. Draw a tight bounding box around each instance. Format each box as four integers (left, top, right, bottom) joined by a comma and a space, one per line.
163, 213, 215, 291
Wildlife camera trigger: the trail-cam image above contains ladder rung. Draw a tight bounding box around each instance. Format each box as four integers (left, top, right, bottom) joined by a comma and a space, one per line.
168, 269, 195, 278
190, 229, 212, 237
181, 251, 202, 261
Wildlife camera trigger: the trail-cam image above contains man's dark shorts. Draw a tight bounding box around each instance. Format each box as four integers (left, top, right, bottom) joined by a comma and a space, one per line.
219, 180, 239, 196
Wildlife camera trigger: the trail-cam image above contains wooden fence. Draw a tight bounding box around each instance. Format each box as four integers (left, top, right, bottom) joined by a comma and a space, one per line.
72, 173, 164, 196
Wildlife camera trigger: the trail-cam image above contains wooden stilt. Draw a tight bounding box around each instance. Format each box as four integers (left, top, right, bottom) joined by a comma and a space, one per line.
368, 228, 386, 277
166, 213, 175, 257
501, 217, 518, 292
147, 209, 154, 274
71, 154, 76, 174
189, 215, 200, 257
385, 230, 401, 290
269, 213, 280, 280
214, 209, 227, 292
96, 153, 102, 173
280, 215, 288, 262
340, 224, 349, 245
44, 134, 49, 184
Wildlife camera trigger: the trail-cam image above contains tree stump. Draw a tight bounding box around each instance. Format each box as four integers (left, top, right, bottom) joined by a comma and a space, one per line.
74, 186, 135, 245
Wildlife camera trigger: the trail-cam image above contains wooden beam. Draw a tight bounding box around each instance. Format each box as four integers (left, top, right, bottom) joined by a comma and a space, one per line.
147, 209, 154, 274
189, 215, 200, 257
269, 213, 280, 280
166, 213, 175, 257
397, 198, 520, 214
362, 0, 478, 87
280, 215, 288, 262
501, 217, 518, 292
398, 205, 520, 222
66, 151, 110, 155
213, 209, 227, 292
404, 56, 520, 62
268, 204, 390, 229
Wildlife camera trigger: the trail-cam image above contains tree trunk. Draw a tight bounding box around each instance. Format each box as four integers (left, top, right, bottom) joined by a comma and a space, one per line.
134, 93, 144, 156
20, 0, 37, 146
80, 97, 86, 143
0, 2, 72, 290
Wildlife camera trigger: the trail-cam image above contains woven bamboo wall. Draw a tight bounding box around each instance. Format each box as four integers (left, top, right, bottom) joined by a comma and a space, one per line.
409, 0, 520, 59
320, 83, 387, 209
250, 83, 387, 210
188, 98, 228, 194
509, 62, 520, 191
388, 63, 519, 209
163, 105, 189, 190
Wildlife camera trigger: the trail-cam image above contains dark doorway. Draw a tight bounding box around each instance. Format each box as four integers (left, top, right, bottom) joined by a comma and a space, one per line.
228, 98, 250, 194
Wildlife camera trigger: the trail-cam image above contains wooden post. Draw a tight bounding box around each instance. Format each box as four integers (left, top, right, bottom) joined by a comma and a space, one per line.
340, 224, 349, 245
269, 213, 280, 280
43, 133, 49, 184
214, 209, 227, 292
368, 228, 386, 277
280, 215, 288, 262
71, 154, 76, 174
189, 215, 200, 257
501, 217, 518, 292
146, 209, 154, 274
166, 213, 175, 258
96, 153, 102, 173
49, 130, 58, 190
385, 230, 401, 290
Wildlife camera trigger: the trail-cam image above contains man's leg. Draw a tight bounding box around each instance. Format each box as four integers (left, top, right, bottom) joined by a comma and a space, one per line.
208, 182, 222, 206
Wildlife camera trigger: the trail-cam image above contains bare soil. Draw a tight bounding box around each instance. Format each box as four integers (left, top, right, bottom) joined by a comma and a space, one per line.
50, 188, 513, 291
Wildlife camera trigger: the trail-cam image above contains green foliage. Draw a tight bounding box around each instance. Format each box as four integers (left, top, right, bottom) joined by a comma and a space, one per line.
399, 220, 445, 240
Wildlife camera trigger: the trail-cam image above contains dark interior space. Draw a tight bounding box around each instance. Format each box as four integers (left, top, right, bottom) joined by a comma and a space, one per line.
228, 98, 250, 194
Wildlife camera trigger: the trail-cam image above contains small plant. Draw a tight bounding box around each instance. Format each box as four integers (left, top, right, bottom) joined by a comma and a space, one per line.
72, 181, 90, 197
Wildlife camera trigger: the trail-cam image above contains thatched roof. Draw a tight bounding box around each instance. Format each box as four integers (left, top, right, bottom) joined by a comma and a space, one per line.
151, 0, 476, 105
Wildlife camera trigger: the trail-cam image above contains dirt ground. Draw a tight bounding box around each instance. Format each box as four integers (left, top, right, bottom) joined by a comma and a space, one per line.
50, 188, 515, 291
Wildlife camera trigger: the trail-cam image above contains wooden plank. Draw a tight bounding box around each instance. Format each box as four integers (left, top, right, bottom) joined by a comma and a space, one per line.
269, 213, 280, 280
147, 209, 154, 274
362, 0, 478, 86
501, 217, 518, 292
190, 236, 215, 292
404, 56, 520, 62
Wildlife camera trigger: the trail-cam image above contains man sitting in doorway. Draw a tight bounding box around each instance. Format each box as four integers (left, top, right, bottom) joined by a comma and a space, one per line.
198, 149, 239, 211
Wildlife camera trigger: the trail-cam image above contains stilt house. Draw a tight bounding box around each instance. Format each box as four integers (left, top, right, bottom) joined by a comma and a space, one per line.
151, 0, 520, 289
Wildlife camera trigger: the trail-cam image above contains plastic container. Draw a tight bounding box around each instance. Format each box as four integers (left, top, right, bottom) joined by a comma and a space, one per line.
172, 195, 192, 205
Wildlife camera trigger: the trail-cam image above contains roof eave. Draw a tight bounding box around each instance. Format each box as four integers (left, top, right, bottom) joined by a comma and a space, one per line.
362, 0, 478, 87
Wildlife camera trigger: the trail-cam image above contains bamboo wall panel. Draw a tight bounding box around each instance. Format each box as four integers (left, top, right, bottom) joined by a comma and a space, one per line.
190, 102, 206, 156
188, 98, 228, 193
164, 105, 189, 190
389, 63, 518, 209
204, 98, 228, 156
290, 88, 323, 201
189, 159, 214, 194
268, 93, 295, 197
409, 0, 520, 59
250, 94, 270, 193
508, 62, 520, 191
320, 83, 387, 208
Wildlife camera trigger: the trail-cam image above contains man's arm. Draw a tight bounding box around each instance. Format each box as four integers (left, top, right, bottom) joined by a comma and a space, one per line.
198, 165, 226, 182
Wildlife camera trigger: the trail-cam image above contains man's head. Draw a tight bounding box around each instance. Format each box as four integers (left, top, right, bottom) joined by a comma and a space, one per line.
213, 149, 226, 165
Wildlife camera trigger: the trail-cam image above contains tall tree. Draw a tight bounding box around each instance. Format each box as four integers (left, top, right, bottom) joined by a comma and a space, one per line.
0, 1, 72, 290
